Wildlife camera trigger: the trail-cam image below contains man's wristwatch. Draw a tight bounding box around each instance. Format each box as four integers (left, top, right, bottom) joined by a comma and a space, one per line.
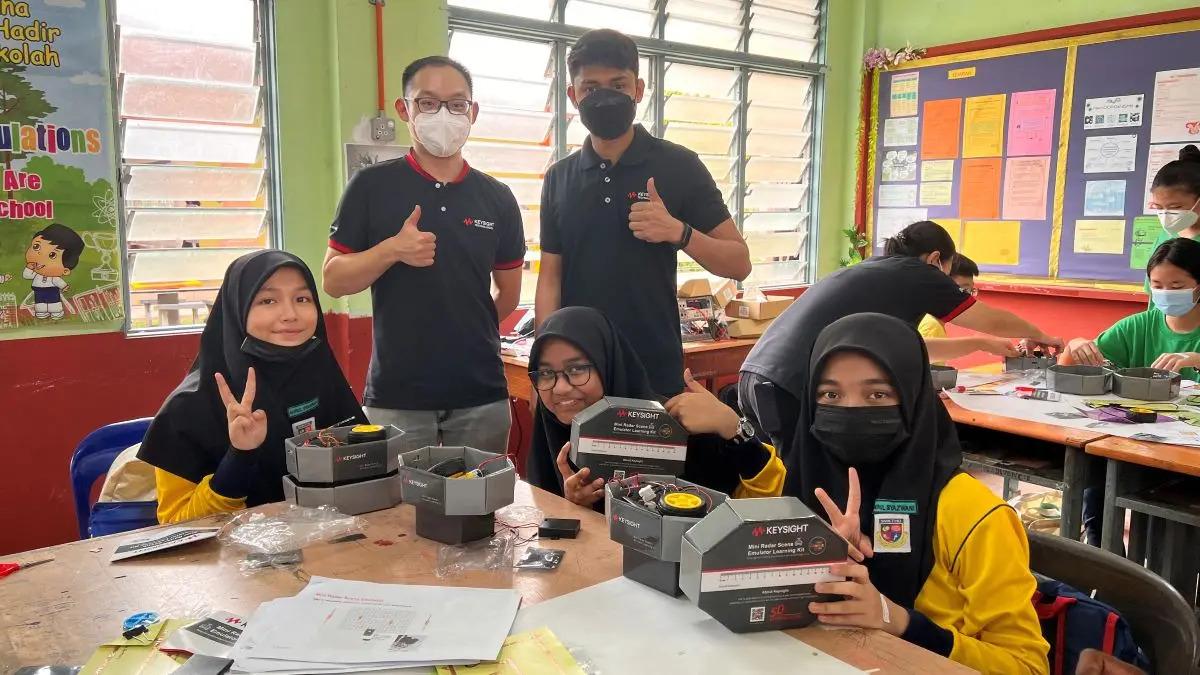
730, 416, 758, 444
676, 222, 694, 249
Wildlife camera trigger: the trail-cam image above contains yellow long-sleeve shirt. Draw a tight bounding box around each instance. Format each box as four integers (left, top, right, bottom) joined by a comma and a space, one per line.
155, 468, 247, 524
911, 473, 1050, 675
734, 444, 785, 498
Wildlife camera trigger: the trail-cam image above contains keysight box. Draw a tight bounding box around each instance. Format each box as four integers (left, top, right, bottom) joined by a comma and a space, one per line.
284, 425, 404, 483
398, 446, 516, 544
570, 397, 688, 481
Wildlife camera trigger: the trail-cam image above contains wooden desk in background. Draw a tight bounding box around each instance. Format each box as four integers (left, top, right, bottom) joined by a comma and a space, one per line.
0, 482, 969, 674
502, 337, 758, 405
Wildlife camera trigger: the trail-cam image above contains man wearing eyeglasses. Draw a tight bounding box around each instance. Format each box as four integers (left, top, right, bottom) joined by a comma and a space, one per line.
322, 56, 525, 454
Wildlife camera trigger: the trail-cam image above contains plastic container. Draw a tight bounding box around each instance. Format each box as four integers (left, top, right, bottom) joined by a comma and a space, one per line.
1111, 368, 1181, 401
1047, 365, 1112, 396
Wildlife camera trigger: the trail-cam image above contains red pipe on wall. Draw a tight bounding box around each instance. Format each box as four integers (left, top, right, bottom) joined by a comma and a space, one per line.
374, 0, 386, 112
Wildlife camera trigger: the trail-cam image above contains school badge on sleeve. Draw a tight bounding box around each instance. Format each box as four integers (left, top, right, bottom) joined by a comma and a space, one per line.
873, 513, 912, 553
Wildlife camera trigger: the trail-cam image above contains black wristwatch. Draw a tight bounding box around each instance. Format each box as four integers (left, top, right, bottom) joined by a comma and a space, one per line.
730, 416, 757, 444
676, 222, 694, 249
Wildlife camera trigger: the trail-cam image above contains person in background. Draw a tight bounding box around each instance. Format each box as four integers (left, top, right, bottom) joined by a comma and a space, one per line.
740, 220, 1061, 468
1144, 144, 1200, 295
536, 29, 751, 396
139, 251, 367, 524
799, 313, 1049, 675
322, 56, 525, 453
916, 253, 1004, 363
526, 306, 783, 509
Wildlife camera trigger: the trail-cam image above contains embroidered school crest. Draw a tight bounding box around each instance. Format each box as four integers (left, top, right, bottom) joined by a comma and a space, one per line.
873, 513, 912, 553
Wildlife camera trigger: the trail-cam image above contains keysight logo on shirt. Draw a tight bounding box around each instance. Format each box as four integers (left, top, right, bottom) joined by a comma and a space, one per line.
463, 217, 495, 230
627, 191, 651, 202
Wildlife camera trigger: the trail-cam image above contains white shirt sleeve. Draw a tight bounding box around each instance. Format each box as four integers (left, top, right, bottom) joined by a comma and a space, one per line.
52, 276, 67, 289
22, 267, 35, 281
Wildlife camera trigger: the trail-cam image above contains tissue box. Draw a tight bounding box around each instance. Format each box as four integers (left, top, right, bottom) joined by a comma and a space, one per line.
680, 497, 848, 633
725, 296, 794, 321
678, 278, 737, 309
726, 318, 772, 339
398, 446, 516, 544
570, 397, 688, 481
285, 425, 404, 483
607, 475, 728, 596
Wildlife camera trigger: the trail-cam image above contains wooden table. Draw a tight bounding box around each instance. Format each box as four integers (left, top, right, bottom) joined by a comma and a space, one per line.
0, 482, 969, 674
502, 338, 758, 405
943, 397, 1109, 541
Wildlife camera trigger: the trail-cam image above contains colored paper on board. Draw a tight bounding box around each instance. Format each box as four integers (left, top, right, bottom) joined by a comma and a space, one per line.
1007, 89, 1057, 156
881, 150, 917, 182
1073, 220, 1126, 255
879, 184, 918, 208
921, 99, 962, 159
1150, 68, 1200, 143
1129, 216, 1160, 269
890, 72, 919, 117
921, 159, 954, 182
963, 221, 1021, 265
1084, 94, 1144, 130
959, 158, 1003, 219
934, 219, 963, 250
920, 182, 953, 206
1083, 180, 1127, 217
883, 117, 918, 147
962, 94, 1007, 158
1083, 134, 1138, 174
1002, 156, 1051, 220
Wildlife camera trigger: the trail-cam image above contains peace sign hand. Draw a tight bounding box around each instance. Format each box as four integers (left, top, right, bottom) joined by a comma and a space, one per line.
214, 367, 268, 451
814, 466, 873, 562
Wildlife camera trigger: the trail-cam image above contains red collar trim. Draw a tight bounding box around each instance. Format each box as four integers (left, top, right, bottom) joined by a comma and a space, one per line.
405, 150, 470, 184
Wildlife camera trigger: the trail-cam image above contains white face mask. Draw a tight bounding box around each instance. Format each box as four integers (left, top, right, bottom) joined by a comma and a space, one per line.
1158, 197, 1200, 235
411, 107, 471, 158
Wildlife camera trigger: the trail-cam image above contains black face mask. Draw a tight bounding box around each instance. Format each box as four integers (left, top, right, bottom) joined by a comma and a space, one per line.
578, 87, 636, 140
810, 405, 909, 466
240, 334, 322, 363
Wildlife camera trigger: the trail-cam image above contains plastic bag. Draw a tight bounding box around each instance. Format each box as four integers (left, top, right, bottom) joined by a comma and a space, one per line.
219, 503, 365, 561
435, 530, 515, 578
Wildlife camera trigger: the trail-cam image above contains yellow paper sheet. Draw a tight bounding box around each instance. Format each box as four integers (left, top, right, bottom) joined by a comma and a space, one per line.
921, 159, 955, 182
920, 182, 953, 206
1073, 219, 1126, 255
82, 620, 191, 675
962, 94, 1007, 158
934, 219, 963, 250
436, 627, 586, 675
962, 220, 1021, 265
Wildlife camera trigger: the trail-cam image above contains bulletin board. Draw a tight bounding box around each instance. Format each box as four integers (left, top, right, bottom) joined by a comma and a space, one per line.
864, 15, 1200, 289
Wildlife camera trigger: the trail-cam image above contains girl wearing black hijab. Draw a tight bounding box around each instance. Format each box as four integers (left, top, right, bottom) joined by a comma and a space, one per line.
526, 307, 783, 507
799, 313, 1047, 675
139, 251, 366, 524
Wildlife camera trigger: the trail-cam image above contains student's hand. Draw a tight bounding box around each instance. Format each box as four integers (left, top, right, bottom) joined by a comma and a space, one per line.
664, 369, 741, 439
556, 442, 604, 507
813, 467, 872, 562
1151, 352, 1200, 373
1022, 334, 1065, 355
388, 205, 436, 267
810, 561, 909, 636
629, 178, 685, 244
976, 336, 1020, 357
1065, 338, 1106, 366
215, 367, 268, 451
1075, 649, 1146, 675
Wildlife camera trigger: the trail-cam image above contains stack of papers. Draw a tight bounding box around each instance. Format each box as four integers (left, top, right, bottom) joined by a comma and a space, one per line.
229, 577, 521, 674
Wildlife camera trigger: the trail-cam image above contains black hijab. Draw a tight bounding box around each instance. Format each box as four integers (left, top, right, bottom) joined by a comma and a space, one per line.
525, 307, 659, 496
138, 250, 366, 506
797, 313, 961, 608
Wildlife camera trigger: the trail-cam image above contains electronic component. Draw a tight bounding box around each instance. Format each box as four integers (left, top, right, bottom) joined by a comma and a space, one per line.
538, 518, 581, 539
347, 424, 387, 444
659, 490, 707, 517
1126, 407, 1157, 423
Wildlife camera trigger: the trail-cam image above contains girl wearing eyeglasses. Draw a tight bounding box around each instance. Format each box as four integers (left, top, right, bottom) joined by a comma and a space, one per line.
525, 306, 784, 508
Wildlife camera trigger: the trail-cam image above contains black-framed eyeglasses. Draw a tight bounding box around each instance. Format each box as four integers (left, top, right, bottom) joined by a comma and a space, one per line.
530, 363, 595, 391
407, 97, 473, 115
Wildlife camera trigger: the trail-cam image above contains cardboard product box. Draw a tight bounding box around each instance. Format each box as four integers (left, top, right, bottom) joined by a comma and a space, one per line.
678, 277, 737, 309
606, 475, 728, 596
570, 397, 688, 481
680, 497, 848, 633
726, 317, 772, 339
285, 425, 405, 483
398, 446, 516, 544
281, 471, 403, 515
725, 295, 794, 321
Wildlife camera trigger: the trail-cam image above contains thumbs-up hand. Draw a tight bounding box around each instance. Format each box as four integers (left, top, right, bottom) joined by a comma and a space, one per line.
664, 368, 743, 440
629, 177, 685, 244
387, 205, 436, 267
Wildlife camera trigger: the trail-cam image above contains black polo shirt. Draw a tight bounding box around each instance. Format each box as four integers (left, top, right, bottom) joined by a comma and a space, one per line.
742, 255, 977, 399
541, 124, 731, 396
329, 152, 525, 411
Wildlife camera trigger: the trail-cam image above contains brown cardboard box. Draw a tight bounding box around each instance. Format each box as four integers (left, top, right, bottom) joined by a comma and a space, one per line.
725, 295, 794, 321
677, 278, 737, 309
726, 317, 772, 338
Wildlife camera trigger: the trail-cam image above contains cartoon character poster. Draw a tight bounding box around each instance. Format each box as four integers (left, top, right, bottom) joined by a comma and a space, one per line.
0, 0, 122, 340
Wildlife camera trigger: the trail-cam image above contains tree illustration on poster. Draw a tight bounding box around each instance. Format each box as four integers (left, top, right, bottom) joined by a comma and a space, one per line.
0, 0, 122, 339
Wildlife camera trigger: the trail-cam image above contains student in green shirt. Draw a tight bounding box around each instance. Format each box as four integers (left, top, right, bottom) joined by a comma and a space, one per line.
1143, 144, 1200, 294
1064, 236, 1200, 380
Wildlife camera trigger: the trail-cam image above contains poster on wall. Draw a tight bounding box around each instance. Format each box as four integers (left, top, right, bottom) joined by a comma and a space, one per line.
0, 0, 121, 340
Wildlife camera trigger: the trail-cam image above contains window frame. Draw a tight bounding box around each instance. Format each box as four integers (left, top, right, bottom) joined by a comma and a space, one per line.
111, 0, 284, 337
449, 0, 827, 290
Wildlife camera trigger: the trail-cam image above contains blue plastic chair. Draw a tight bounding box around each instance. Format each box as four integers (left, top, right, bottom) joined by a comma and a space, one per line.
69, 418, 157, 539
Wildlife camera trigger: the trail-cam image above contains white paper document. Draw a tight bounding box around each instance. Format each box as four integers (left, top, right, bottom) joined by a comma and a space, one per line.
230, 577, 521, 673
1150, 68, 1200, 143
883, 117, 918, 147
110, 527, 220, 562
1083, 134, 1138, 174
1083, 94, 1144, 129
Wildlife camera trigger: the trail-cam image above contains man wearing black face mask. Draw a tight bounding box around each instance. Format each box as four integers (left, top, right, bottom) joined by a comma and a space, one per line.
536, 29, 752, 396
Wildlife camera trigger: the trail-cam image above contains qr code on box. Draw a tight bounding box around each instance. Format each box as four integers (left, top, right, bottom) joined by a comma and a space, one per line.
750, 606, 766, 623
